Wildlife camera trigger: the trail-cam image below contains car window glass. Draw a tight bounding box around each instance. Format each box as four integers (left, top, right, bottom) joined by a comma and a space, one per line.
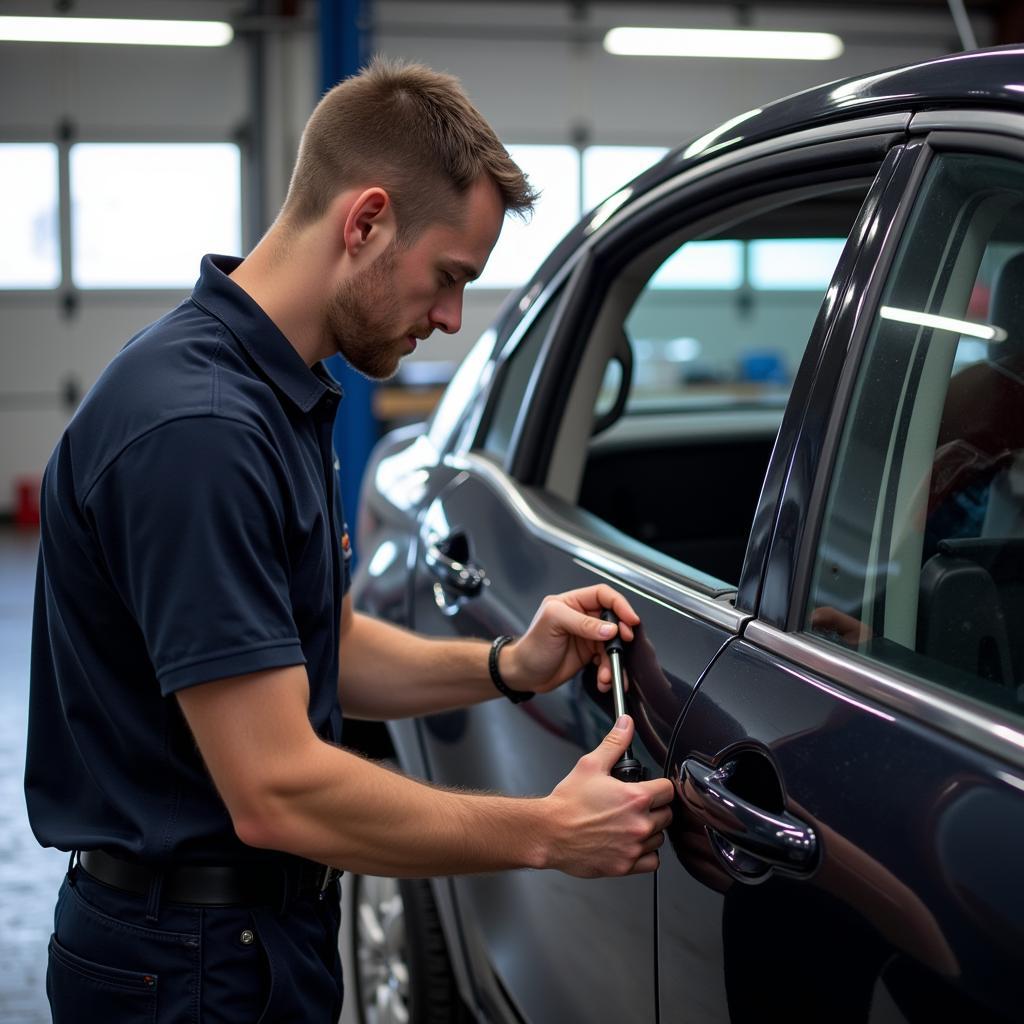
427, 327, 496, 452
579, 186, 868, 586
482, 289, 561, 460
807, 151, 1024, 722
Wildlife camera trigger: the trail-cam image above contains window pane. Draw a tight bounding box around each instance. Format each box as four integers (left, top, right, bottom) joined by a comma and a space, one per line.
807, 153, 1024, 722
0, 143, 60, 288
473, 145, 579, 290
750, 238, 845, 290
582, 145, 668, 213
428, 327, 495, 451
481, 290, 563, 459
71, 143, 241, 288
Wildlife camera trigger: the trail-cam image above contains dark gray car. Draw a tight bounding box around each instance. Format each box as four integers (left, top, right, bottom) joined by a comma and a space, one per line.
347, 44, 1024, 1024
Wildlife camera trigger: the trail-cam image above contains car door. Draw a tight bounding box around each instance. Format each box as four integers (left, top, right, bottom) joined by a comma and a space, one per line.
662, 120, 1024, 1023
407, 115, 913, 1024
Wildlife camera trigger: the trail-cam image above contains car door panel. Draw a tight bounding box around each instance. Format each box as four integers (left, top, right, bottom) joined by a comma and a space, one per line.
411, 467, 737, 1023
405, 133, 915, 1024
662, 636, 1022, 1022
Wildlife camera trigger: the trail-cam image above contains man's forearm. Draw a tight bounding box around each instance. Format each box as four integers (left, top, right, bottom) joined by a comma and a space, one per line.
340, 612, 516, 719
238, 737, 550, 877
179, 666, 672, 882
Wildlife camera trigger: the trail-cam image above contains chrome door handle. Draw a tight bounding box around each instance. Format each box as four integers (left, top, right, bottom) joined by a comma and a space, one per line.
424, 536, 486, 597
681, 758, 818, 880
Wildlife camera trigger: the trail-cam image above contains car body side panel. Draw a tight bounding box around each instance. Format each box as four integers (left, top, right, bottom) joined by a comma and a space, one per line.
409, 470, 734, 1024
662, 637, 1024, 1022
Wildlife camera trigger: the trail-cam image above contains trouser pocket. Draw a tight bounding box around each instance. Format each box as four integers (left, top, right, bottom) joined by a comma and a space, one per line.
47, 934, 158, 1023
50, 875, 200, 1022
249, 899, 344, 1023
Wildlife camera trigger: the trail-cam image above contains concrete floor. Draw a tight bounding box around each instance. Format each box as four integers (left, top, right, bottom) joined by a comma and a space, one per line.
0, 529, 67, 1022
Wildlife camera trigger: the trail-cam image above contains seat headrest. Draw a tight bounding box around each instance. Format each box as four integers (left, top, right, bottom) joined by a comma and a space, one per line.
989, 251, 1024, 362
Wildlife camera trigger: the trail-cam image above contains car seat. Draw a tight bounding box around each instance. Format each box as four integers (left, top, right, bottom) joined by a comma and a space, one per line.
917, 253, 1024, 687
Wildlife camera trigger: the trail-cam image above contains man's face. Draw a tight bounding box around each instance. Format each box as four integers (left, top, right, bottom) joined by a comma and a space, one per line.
327, 176, 504, 381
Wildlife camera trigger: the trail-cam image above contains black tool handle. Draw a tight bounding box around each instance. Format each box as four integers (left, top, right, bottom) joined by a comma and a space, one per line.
612, 757, 645, 783
600, 608, 624, 653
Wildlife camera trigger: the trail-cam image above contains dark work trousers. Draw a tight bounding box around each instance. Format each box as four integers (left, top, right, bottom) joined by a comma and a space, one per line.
46, 864, 344, 1023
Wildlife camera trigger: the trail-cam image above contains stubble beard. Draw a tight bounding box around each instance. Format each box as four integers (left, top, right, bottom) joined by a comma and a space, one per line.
326, 244, 407, 382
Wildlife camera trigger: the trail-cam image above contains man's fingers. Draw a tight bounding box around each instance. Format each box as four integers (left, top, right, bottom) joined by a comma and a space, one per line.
630, 852, 660, 875
591, 584, 640, 627
562, 603, 620, 643
640, 832, 665, 855
585, 715, 634, 773
558, 585, 640, 637
650, 807, 673, 833
595, 653, 628, 692
642, 777, 675, 809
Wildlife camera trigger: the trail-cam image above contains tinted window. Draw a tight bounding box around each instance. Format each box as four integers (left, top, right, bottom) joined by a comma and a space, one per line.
807, 152, 1024, 720
427, 327, 496, 452
481, 290, 561, 460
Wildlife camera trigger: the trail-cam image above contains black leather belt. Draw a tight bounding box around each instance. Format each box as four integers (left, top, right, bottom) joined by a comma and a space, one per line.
79, 849, 340, 907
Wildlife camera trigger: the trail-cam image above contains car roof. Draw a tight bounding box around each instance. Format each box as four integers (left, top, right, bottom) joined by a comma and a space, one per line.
512, 44, 1024, 320
633, 44, 1024, 197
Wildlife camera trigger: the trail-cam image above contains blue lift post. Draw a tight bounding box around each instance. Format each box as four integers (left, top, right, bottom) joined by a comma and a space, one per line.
320, 0, 374, 563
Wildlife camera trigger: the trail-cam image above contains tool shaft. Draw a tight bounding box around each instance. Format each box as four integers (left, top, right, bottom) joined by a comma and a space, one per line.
609, 651, 627, 721
600, 608, 644, 783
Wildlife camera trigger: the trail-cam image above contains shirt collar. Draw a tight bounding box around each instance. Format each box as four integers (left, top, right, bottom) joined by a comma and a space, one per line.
190, 254, 341, 413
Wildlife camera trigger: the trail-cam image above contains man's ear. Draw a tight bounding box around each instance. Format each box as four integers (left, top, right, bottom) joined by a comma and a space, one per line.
341, 187, 395, 257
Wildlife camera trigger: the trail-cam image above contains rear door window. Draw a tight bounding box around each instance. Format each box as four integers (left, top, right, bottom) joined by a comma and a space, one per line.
807, 149, 1024, 720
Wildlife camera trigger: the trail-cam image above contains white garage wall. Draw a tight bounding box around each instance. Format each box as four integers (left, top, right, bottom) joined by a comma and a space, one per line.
0, 0, 991, 513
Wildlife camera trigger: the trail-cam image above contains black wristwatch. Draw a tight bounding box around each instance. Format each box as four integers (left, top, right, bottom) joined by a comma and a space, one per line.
489, 635, 535, 703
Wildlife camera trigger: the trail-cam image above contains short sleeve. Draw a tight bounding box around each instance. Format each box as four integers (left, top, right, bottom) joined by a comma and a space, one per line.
84, 416, 304, 694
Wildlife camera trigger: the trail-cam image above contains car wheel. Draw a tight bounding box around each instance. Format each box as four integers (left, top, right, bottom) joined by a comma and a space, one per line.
350, 873, 467, 1024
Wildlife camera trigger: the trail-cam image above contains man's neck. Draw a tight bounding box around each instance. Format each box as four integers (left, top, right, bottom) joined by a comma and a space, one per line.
229, 230, 330, 367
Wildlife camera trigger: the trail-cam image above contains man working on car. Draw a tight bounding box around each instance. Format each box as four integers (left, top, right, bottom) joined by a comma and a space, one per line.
28, 58, 674, 1021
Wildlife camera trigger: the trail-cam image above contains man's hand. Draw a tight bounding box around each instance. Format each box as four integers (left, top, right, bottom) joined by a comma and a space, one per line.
501, 584, 640, 695
542, 715, 674, 877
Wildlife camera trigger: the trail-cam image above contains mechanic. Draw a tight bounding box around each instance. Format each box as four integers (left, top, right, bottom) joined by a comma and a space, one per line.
27, 58, 674, 1022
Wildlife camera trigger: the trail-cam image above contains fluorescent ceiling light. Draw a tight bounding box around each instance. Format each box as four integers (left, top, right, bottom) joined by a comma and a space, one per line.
0, 16, 233, 47
604, 27, 843, 61
879, 305, 1007, 342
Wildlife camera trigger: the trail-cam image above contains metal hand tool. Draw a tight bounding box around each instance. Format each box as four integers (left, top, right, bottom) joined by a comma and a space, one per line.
600, 609, 644, 783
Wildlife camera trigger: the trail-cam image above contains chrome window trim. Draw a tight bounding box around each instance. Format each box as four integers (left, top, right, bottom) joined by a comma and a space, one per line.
744, 620, 1024, 771
446, 451, 750, 634
909, 108, 1024, 137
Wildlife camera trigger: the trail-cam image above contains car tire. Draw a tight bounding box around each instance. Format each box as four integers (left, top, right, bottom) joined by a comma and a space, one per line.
350, 872, 468, 1024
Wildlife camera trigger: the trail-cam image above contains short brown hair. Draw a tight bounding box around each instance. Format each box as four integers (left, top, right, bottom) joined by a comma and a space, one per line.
281, 57, 537, 241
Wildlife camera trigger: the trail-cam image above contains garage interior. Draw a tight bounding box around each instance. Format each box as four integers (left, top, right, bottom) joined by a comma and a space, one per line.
0, 1, 1018, 1020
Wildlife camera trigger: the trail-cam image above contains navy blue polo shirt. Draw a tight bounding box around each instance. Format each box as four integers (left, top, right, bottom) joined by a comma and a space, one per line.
26, 254, 351, 865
